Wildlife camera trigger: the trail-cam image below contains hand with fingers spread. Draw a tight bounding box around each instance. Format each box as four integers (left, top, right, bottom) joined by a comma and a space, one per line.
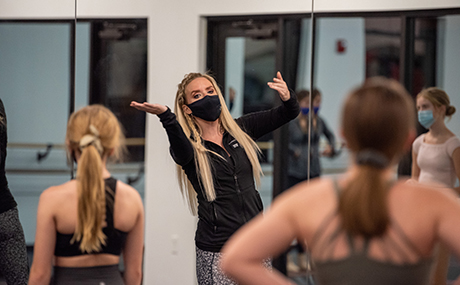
130, 101, 168, 115
267, 71, 290, 101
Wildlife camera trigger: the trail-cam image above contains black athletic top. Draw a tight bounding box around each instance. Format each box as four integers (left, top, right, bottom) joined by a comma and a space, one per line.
54, 177, 128, 257
0, 99, 17, 214
159, 90, 299, 252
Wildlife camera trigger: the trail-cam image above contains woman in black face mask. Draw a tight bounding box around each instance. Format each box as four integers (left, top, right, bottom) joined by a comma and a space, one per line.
131, 71, 299, 284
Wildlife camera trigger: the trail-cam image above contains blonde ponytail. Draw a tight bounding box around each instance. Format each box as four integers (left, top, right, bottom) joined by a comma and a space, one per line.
66, 105, 124, 253
71, 144, 107, 253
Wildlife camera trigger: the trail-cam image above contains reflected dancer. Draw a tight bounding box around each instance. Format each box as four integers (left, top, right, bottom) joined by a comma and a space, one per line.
29, 105, 144, 285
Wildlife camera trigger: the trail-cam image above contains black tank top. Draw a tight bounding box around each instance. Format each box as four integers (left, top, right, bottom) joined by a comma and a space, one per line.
54, 177, 128, 257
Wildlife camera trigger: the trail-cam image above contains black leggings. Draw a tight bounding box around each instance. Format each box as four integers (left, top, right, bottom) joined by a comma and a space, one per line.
0, 207, 29, 285
52, 265, 124, 285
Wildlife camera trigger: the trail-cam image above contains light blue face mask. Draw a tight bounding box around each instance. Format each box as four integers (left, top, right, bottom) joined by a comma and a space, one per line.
418, 110, 435, 129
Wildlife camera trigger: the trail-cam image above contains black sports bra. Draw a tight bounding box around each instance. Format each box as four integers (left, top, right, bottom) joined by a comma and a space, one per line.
54, 177, 128, 257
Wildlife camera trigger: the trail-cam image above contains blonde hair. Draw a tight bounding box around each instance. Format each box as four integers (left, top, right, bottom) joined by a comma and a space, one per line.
340, 78, 415, 238
417, 87, 456, 119
66, 104, 125, 253
174, 73, 262, 215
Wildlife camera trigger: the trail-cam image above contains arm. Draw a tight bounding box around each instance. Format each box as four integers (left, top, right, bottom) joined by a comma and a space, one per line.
435, 189, 460, 279
131, 102, 194, 166
411, 150, 420, 180
29, 190, 57, 285
221, 194, 298, 285
320, 118, 336, 157
236, 72, 299, 140
122, 192, 145, 285
452, 147, 460, 195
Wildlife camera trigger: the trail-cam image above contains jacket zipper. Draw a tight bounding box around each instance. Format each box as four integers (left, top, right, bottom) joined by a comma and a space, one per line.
234, 174, 247, 223
212, 202, 218, 233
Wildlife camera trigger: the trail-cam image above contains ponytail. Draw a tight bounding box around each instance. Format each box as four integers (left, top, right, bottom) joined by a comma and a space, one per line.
71, 129, 107, 253
339, 165, 389, 238
340, 77, 415, 238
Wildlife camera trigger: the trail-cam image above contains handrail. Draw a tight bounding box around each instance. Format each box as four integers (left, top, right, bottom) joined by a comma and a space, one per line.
7, 137, 146, 149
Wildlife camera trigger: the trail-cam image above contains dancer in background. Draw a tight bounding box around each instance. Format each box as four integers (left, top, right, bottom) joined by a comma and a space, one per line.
131, 71, 299, 284
412, 87, 460, 285
29, 105, 144, 285
286, 89, 336, 273
221, 78, 460, 285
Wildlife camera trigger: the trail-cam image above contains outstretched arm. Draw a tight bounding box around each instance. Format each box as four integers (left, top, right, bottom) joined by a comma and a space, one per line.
131, 101, 194, 166
130, 101, 168, 115
237, 72, 300, 140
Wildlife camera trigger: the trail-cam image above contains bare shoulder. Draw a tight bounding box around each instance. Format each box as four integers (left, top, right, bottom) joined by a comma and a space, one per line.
39, 180, 76, 203
114, 180, 143, 209
396, 180, 458, 208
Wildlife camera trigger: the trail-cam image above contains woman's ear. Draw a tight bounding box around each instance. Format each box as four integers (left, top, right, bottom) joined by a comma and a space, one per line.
182, 104, 192, 115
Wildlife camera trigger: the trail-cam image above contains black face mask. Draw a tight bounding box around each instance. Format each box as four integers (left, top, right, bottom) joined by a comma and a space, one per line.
187, 95, 222, 122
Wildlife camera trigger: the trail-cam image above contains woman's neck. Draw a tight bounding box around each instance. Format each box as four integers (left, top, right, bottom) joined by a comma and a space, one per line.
428, 117, 450, 137
196, 118, 222, 141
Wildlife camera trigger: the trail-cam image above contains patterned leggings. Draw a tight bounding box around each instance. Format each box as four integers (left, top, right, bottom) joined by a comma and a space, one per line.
196, 247, 238, 285
196, 247, 271, 285
0, 207, 28, 285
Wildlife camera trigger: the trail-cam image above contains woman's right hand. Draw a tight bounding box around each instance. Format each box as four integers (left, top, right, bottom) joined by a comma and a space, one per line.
130, 101, 168, 115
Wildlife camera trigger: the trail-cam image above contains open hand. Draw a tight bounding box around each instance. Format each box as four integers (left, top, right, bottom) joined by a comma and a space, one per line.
130, 101, 168, 115
267, 71, 290, 101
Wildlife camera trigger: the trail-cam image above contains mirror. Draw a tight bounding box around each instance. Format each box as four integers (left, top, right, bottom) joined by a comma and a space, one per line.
0, 1, 76, 255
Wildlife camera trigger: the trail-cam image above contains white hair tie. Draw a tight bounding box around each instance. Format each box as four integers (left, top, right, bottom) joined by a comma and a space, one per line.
79, 125, 103, 154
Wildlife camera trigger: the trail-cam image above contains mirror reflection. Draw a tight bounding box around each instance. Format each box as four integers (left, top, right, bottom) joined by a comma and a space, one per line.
1, 2, 460, 284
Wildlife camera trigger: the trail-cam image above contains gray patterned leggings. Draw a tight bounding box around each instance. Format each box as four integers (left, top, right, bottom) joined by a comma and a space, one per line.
196, 247, 271, 285
0, 207, 28, 285
196, 247, 238, 285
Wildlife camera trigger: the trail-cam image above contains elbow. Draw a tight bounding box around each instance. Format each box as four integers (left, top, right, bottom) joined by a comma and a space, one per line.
220, 250, 239, 279
29, 269, 50, 285
124, 268, 143, 285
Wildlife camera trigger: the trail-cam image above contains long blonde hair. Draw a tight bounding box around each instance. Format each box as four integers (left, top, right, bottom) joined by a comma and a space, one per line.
340, 78, 415, 238
66, 105, 125, 253
174, 73, 263, 215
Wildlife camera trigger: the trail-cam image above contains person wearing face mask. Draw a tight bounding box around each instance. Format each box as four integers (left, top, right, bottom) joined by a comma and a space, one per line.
284, 89, 337, 273
287, 89, 336, 188
131, 71, 299, 284
412, 87, 460, 285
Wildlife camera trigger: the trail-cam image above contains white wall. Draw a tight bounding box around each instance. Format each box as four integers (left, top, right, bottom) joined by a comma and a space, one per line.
438, 15, 460, 138
2, 0, 460, 284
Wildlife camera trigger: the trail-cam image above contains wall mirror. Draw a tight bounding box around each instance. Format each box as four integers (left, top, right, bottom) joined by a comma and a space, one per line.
0, 1, 148, 275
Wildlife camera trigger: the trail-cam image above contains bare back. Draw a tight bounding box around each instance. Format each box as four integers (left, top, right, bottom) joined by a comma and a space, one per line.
286, 178, 460, 264
39, 178, 143, 267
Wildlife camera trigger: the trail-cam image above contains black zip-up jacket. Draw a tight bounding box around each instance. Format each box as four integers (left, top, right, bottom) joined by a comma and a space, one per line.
158, 90, 299, 252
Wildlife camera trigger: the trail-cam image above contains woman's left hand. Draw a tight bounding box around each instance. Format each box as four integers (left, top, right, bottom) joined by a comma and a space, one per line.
267, 71, 290, 101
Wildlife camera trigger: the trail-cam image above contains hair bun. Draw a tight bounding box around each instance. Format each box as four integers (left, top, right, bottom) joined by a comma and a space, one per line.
446, 105, 456, 117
